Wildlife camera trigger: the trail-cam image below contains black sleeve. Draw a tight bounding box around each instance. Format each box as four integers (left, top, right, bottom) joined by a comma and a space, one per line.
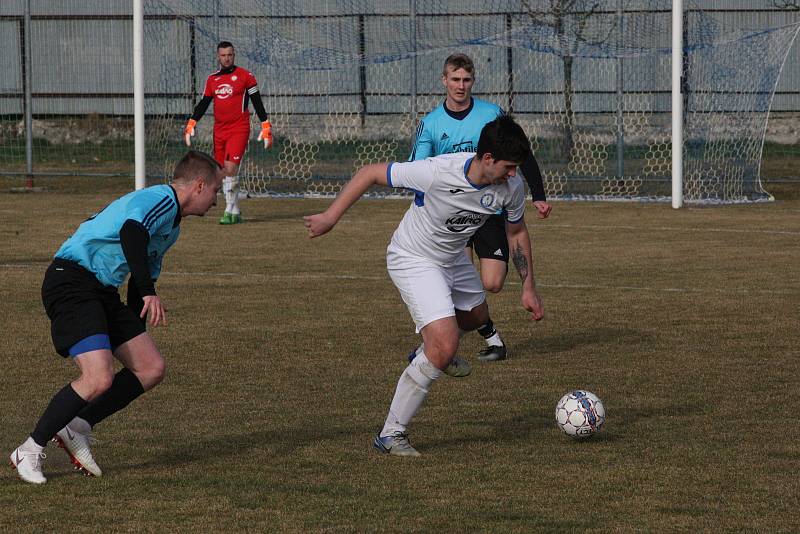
520, 151, 547, 202
126, 277, 145, 325
250, 90, 269, 123
120, 219, 156, 297
190, 96, 213, 121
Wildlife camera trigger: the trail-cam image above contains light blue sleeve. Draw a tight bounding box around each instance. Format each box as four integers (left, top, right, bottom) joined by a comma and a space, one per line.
148, 228, 180, 280
128, 190, 178, 238
149, 256, 165, 281
409, 119, 433, 161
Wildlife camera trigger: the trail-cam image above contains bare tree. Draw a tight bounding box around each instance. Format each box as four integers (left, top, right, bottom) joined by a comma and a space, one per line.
772, 1, 800, 10
522, 0, 616, 157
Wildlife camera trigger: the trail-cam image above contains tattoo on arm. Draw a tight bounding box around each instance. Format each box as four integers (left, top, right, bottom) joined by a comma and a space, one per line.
511, 243, 529, 283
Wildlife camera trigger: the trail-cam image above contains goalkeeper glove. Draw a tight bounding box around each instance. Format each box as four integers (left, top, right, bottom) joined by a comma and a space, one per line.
184, 119, 197, 146
257, 120, 273, 149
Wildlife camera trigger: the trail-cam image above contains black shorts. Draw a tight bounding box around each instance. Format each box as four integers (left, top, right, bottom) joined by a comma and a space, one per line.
467, 214, 508, 263
41, 259, 146, 357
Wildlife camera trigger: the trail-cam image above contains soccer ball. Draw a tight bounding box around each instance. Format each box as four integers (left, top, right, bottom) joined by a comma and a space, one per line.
555, 390, 605, 439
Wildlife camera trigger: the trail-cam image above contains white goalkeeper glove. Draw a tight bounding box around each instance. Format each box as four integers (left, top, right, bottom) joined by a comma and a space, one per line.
184, 119, 197, 147
257, 120, 273, 149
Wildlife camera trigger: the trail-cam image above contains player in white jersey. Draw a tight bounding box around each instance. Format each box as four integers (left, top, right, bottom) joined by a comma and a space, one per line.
304, 116, 544, 456
411, 53, 552, 364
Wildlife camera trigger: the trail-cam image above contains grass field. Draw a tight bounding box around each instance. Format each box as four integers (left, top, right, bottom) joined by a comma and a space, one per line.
1, 181, 799, 532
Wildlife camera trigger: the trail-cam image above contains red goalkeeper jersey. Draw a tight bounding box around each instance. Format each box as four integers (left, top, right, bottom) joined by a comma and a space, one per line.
203, 66, 259, 131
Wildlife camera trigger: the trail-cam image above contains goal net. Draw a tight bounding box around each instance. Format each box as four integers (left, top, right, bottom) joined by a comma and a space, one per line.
142, 0, 800, 203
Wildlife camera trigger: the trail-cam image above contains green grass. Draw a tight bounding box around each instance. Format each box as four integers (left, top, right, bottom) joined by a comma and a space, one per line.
1, 183, 799, 532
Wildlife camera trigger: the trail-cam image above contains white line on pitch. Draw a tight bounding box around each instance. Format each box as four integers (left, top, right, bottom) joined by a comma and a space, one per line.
157, 271, 797, 295
545, 223, 800, 236
1, 264, 795, 295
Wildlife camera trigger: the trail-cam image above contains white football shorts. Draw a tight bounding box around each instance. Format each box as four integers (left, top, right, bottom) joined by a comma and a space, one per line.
387, 244, 486, 333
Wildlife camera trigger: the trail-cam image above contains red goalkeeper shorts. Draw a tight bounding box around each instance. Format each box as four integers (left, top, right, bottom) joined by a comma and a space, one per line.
213, 127, 250, 166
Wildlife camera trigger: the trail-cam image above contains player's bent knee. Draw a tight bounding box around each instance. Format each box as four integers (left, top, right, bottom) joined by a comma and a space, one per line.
456, 303, 490, 332
76, 371, 114, 401
151, 358, 166, 385
483, 280, 504, 293
138, 357, 166, 391
94, 374, 114, 397
427, 338, 459, 364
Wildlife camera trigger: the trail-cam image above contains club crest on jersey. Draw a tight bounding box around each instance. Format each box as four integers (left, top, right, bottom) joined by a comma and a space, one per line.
445, 210, 483, 233
215, 84, 234, 99
480, 192, 496, 209
231, 75, 238, 81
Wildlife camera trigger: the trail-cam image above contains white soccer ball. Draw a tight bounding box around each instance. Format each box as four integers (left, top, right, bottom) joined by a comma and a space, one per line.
555, 390, 605, 439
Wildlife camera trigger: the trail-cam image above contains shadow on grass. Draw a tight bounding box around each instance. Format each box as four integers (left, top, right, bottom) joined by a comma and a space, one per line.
436, 398, 706, 450
512, 326, 653, 355
115, 424, 362, 472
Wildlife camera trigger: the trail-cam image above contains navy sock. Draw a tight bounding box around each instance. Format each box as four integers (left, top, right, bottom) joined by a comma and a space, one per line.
30, 384, 88, 447
477, 319, 497, 339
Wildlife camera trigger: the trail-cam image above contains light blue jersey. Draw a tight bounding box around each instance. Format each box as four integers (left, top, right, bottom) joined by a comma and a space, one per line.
409, 98, 503, 161
55, 184, 181, 288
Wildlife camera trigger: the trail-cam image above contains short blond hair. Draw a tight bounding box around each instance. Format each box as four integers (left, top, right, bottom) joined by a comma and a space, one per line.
443, 53, 475, 76
172, 150, 221, 186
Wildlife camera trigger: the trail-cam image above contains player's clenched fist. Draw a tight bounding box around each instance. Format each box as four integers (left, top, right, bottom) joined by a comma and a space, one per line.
533, 200, 552, 219
257, 120, 273, 149
183, 119, 197, 146
303, 212, 336, 238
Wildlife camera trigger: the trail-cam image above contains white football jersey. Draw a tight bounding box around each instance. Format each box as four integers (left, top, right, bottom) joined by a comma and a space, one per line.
387, 152, 526, 266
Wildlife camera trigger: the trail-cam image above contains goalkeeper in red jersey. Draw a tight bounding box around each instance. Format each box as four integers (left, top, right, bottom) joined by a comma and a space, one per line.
184, 41, 273, 224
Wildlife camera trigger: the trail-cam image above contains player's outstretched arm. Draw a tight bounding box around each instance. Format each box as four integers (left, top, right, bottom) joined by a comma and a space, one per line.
304, 163, 390, 238
506, 219, 544, 321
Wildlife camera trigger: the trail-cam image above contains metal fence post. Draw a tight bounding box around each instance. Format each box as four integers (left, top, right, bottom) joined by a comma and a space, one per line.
24, 0, 33, 188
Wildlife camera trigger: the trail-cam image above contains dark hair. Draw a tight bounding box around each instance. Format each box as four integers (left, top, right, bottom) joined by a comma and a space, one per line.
172, 150, 221, 185
476, 115, 530, 163
443, 53, 474, 76
217, 41, 234, 50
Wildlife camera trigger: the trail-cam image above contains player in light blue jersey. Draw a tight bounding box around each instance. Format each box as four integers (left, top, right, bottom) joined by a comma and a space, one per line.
10, 151, 222, 485
410, 97, 502, 160
410, 53, 552, 364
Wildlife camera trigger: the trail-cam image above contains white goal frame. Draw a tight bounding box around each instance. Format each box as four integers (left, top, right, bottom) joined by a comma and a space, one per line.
131, 0, 786, 207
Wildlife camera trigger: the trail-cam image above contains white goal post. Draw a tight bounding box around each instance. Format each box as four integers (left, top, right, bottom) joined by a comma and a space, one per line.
672, 0, 683, 209
134, 0, 145, 190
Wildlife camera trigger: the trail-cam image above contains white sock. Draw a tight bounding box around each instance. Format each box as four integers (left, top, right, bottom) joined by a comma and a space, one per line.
223, 176, 234, 213
485, 332, 503, 347
69, 417, 91, 434
22, 436, 44, 452
381, 352, 442, 436
228, 176, 241, 215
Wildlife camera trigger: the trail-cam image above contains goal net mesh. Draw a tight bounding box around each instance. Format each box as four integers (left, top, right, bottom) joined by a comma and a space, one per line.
143, 0, 800, 203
